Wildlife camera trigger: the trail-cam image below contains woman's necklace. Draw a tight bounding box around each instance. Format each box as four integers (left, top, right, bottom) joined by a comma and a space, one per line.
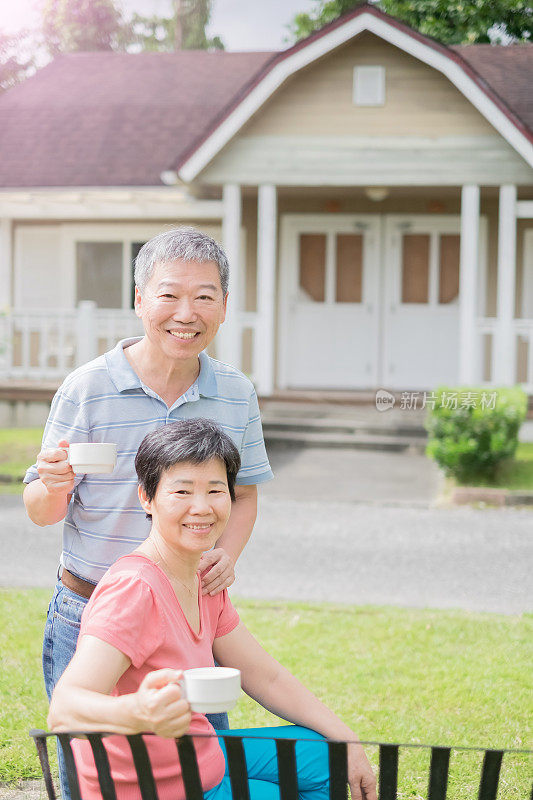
150, 539, 197, 598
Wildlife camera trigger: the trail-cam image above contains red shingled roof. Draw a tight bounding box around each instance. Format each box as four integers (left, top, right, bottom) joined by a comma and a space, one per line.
0, 24, 530, 187
452, 44, 533, 132
0, 51, 275, 187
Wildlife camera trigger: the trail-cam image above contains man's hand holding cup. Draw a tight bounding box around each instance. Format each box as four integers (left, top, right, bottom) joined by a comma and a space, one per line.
36, 439, 75, 496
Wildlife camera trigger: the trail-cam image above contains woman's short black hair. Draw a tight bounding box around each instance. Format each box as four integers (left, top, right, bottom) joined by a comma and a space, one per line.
135, 418, 241, 503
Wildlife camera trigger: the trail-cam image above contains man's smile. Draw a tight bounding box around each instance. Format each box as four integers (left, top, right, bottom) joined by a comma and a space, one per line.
168, 330, 200, 340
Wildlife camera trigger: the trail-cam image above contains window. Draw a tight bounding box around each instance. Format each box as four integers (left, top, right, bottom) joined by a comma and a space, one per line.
299, 234, 326, 302
401, 234, 430, 304
76, 242, 123, 308
353, 66, 385, 106
438, 235, 460, 304
70, 225, 221, 311
336, 234, 363, 303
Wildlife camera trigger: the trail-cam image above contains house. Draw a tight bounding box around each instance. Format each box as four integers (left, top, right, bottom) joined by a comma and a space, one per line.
0, 2, 532, 400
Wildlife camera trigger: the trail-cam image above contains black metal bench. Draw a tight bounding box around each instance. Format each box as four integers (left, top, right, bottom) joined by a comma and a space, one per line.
29, 729, 532, 800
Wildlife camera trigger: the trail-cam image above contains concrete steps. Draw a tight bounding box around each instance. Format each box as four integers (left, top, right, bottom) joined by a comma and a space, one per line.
263, 428, 426, 452
260, 401, 427, 452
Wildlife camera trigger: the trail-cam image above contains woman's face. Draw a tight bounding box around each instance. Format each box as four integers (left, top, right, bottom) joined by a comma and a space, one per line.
140, 457, 232, 555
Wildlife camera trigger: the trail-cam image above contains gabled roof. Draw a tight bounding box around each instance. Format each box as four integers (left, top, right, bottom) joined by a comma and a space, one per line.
0, 2, 531, 188
452, 44, 533, 132
0, 51, 274, 187
176, 2, 533, 181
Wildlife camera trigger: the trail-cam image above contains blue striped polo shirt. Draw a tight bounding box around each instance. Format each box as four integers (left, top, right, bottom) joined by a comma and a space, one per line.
24, 338, 273, 584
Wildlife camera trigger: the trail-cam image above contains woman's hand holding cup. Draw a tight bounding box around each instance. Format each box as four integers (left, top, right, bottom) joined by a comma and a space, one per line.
36, 439, 75, 496
135, 669, 191, 739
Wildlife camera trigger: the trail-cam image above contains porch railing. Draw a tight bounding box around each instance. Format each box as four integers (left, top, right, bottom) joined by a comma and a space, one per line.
475, 317, 497, 386
2, 307, 533, 389
0, 302, 143, 381
514, 319, 533, 393
476, 317, 533, 393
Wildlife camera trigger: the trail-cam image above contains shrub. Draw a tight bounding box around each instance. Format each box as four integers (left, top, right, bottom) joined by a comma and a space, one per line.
425, 387, 527, 483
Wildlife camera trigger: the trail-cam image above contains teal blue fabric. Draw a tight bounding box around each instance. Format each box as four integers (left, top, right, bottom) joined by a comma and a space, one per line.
205, 726, 330, 800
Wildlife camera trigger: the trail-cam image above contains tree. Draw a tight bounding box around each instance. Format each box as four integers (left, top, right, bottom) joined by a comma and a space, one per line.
41, 0, 127, 56
1, 0, 223, 95
129, 0, 224, 52
288, 0, 533, 44
0, 29, 37, 93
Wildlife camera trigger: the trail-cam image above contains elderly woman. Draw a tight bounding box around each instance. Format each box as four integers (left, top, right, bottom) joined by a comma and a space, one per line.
48, 419, 377, 800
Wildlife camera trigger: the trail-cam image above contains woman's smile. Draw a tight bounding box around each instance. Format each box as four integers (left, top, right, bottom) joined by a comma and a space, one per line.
182, 522, 215, 532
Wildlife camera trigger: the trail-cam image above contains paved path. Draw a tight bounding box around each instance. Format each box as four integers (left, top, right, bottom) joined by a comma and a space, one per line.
235, 497, 532, 613
2, 447, 531, 613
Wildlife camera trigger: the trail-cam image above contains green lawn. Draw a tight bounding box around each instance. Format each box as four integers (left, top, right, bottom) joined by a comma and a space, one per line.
457, 443, 533, 491
0, 428, 42, 493
1, 590, 531, 797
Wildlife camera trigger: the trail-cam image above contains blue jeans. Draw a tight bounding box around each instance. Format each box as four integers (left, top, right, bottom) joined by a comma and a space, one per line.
205, 726, 329, 800
43, 580, 229, 800
43, 581, 87, 800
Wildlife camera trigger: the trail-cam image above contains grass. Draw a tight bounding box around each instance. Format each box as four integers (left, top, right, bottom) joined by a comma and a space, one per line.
448, 443, 533, 492
0, 589, 53, 782
0, 428, 42, 494
1, 591, 531, 797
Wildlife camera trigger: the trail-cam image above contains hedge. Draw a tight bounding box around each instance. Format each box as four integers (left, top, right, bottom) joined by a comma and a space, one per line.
425, 387, 527, 483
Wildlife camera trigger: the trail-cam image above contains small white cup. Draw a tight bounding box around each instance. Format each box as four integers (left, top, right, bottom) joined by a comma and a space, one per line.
181, 667, 241, 714
67, 443, 117, 474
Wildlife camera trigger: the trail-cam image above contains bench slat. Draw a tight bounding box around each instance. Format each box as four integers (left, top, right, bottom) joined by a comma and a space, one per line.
379, 744, 399, 800
126, 734, 160, 800
478, 750, 504, 800
223, 735, 251, 800
328, 741, 348, 800
57, 734, 82, 800
86, 734, 117, 800
31, 733, 57, 800
176, 735, 204, 800
428, 746, 451, 800
275, 739, 299, 800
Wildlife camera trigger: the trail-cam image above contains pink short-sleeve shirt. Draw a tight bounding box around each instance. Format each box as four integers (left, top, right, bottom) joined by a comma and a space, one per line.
72, 553, 240, 800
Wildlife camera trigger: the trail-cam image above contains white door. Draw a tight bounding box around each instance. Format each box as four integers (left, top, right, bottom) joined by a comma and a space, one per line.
279, 215, 380, 389
382, 215, 487, 390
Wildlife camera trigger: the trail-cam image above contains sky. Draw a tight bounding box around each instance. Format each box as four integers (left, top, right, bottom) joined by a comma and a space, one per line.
0, 0, 317, 50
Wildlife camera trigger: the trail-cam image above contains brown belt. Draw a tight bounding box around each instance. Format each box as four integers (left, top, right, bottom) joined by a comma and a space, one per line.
61, 568, 96, 599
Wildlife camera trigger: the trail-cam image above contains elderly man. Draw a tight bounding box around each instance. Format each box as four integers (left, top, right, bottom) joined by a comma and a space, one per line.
23, 227, 272, 771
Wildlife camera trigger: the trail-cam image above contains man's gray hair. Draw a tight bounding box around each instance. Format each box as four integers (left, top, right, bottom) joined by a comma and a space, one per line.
134, 227, 230, 296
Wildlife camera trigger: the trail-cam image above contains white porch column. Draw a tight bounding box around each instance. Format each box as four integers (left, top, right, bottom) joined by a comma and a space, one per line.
493, 184, 517, 385
218, 183, 242, 367
458, 185, 480, 384
254, 184, 277, 396
0, 219, 13, 308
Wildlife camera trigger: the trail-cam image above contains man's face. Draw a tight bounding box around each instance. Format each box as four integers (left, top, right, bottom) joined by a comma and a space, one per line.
135, 259, 227, 360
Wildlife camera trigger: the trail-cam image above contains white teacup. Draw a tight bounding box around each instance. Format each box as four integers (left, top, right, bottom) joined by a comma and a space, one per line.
67, 443, 117, 474
181, 667, 241, 714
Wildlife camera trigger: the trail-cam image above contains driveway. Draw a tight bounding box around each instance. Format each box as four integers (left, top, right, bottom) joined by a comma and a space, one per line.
3, 446, 532, 613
